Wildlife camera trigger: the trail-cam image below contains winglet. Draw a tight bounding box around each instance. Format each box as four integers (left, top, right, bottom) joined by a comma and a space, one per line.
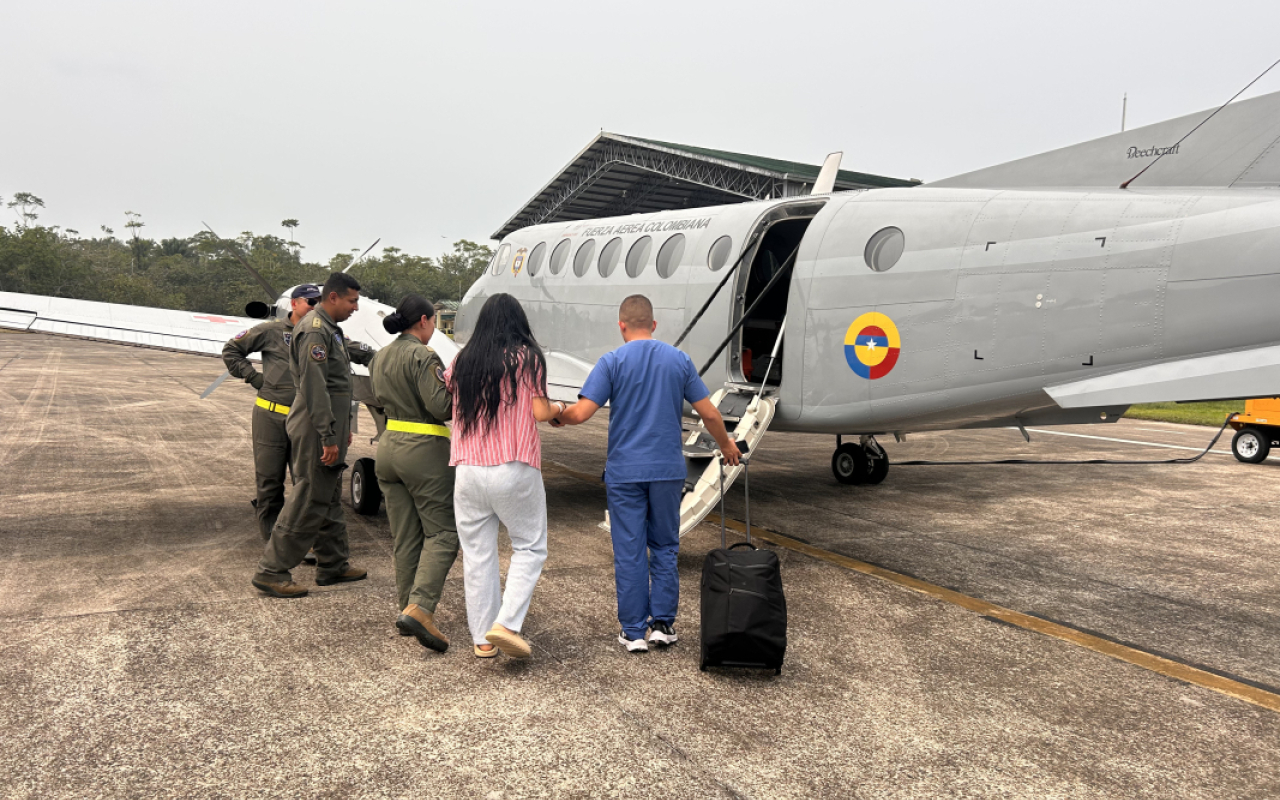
812, 152, 843, 194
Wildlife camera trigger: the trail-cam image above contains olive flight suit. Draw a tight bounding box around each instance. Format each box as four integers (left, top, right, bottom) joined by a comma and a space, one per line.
223, 319, 297, 539
370, 334, 458, 613
258, 307, 374, 583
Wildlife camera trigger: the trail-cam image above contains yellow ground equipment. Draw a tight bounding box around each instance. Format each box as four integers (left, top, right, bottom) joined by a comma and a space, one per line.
1228, 398, 1280, 462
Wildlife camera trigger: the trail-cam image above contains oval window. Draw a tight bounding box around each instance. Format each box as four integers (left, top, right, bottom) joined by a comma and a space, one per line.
707, 235, 733, 271
626, 236, 653, 278
598, 237, 622, 278
490, 243, 511, 276
549, 239, 571, 275
573, 239, 597, 277
864, 227, 905, 272
656, 233, 686, 279
526, 242, 547, 277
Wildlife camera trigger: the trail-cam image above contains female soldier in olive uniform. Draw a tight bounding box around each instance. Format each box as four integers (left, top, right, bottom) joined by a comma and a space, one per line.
370, 294, 458, 652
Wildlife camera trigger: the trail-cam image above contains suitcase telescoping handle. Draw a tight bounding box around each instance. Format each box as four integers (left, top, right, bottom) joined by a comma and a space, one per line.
717, 440, 750, 549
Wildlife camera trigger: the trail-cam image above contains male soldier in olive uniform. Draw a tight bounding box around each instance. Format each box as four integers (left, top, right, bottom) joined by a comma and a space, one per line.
252, 272, 375, 598
222, 284, 321, 539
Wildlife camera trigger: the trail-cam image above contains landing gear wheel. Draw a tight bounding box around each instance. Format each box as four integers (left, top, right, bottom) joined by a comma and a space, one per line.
832, 443, 869, 485
865, 449, 890, 485
351, 457, 383, 514
1232, 428, 1271, 463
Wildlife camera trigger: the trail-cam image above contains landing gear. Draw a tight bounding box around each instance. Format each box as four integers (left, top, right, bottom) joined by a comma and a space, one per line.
351, 457, 383, 515
832, 443, 868, 484
831, 435, 890, 485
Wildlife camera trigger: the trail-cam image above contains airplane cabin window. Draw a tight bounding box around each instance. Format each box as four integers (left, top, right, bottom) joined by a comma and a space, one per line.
598, 237, 622, 278
656, 233, 686, 279
864, 227, 905, 272
707, 235, 733, 271
490, 243, 511, 276
626, 236, 653, 277
549, 239, 571, 275
526, 242, 547, 276
573, 239, 597, 277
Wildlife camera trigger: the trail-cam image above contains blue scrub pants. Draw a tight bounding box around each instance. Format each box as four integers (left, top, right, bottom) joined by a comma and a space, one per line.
605, 479, 683, 641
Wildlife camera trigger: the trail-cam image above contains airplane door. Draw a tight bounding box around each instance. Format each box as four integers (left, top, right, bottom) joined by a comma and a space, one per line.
729, 201, 828, 390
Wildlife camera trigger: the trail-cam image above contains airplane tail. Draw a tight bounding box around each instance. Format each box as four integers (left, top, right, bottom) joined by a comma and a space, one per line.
931, 89, 1280, 190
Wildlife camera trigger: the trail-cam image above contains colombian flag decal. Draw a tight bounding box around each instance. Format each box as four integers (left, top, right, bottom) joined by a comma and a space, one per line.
844, 312, 901, 380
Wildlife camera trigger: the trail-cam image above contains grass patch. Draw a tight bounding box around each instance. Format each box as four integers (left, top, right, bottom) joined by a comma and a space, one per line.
1124, 401, 1243, 427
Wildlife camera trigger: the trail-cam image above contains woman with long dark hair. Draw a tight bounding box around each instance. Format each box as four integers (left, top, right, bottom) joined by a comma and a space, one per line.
370, 293, 457, 652
446, 293, 563, 659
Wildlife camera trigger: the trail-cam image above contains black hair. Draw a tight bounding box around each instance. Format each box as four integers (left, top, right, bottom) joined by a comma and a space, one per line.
450, 293, 546, 435
383, 293, 436, 335
322, 271, 361, 299
619, 294, 653, 328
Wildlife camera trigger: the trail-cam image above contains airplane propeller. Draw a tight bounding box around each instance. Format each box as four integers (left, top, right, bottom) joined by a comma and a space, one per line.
197, 232, 383, 399
202, 222, 281, 303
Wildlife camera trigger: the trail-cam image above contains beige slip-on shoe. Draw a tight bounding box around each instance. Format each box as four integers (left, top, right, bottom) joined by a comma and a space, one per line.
484, 626, 531, 659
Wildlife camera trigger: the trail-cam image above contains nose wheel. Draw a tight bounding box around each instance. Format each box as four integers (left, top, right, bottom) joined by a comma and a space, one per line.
832, 436, 889, 485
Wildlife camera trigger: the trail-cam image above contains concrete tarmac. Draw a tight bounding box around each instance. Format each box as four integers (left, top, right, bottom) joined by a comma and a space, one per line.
2, 331, 1279, 799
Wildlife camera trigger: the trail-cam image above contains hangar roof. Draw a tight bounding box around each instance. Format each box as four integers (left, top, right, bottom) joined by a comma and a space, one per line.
492, 132, 920, 239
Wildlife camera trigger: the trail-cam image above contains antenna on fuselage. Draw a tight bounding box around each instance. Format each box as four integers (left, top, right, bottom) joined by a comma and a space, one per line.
1120, 57, 1280, 189
342, 238, 381, 274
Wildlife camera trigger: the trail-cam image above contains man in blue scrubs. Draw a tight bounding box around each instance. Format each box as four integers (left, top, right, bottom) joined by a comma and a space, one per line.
555, 295, 741, 652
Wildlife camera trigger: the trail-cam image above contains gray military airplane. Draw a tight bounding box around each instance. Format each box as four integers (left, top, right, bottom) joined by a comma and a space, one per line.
456, 89, 1280, 498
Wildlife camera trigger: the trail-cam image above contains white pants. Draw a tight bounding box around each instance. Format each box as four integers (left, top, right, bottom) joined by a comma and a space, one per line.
454, 461, 548, 645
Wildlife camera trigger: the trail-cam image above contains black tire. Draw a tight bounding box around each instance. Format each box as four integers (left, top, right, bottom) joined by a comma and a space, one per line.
1232, 428, 1271, 464
832, 442, 869, 485
351, 457, 383, 515
865, 448, 890, 485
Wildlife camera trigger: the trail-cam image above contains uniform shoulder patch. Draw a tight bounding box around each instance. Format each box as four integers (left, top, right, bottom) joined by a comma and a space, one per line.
311, 345, 327, 362
234, 330, 248, 339
312, 317, 322, 328
434, 366, 445, 383
283, 332, 293, 347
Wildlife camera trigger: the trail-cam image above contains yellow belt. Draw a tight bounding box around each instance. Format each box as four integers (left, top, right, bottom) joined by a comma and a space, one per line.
256, 397, 291, 415
386, 419, 451, 438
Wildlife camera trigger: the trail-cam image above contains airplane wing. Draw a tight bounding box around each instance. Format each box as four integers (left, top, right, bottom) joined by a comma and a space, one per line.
0, 290, 259, 358
1046, 344, 1280, 408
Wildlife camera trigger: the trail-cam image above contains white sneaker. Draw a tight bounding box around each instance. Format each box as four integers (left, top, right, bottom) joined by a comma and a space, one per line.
648, 621, 678, 647
618, 632, 648, 653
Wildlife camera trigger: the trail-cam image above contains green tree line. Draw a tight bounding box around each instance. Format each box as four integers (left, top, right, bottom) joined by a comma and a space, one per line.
0, 193, 492, 317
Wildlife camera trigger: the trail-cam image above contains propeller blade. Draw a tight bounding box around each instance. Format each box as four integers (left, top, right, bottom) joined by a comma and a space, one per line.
199, 369, 233, 399
202, 222, 280, 301
343, 238, 381, 274
812, 152, 843, 195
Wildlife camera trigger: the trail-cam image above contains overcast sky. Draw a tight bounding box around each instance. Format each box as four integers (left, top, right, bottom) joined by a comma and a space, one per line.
3, 1, 1280, 262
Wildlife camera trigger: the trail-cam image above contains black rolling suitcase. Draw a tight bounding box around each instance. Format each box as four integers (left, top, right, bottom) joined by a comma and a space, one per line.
700, 451, 787, 674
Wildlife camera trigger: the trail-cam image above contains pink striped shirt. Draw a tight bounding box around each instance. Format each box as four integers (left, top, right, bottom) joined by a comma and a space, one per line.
444, 355, 544, 469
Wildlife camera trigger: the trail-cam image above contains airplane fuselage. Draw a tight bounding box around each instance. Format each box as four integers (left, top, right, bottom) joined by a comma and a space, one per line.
456, 185, 1280, 436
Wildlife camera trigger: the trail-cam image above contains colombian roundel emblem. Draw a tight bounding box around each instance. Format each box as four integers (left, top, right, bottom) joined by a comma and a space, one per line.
844, 312, 900, 380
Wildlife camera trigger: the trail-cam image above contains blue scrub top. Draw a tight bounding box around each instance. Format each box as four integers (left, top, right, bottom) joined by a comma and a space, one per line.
579, 338, 710, 483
